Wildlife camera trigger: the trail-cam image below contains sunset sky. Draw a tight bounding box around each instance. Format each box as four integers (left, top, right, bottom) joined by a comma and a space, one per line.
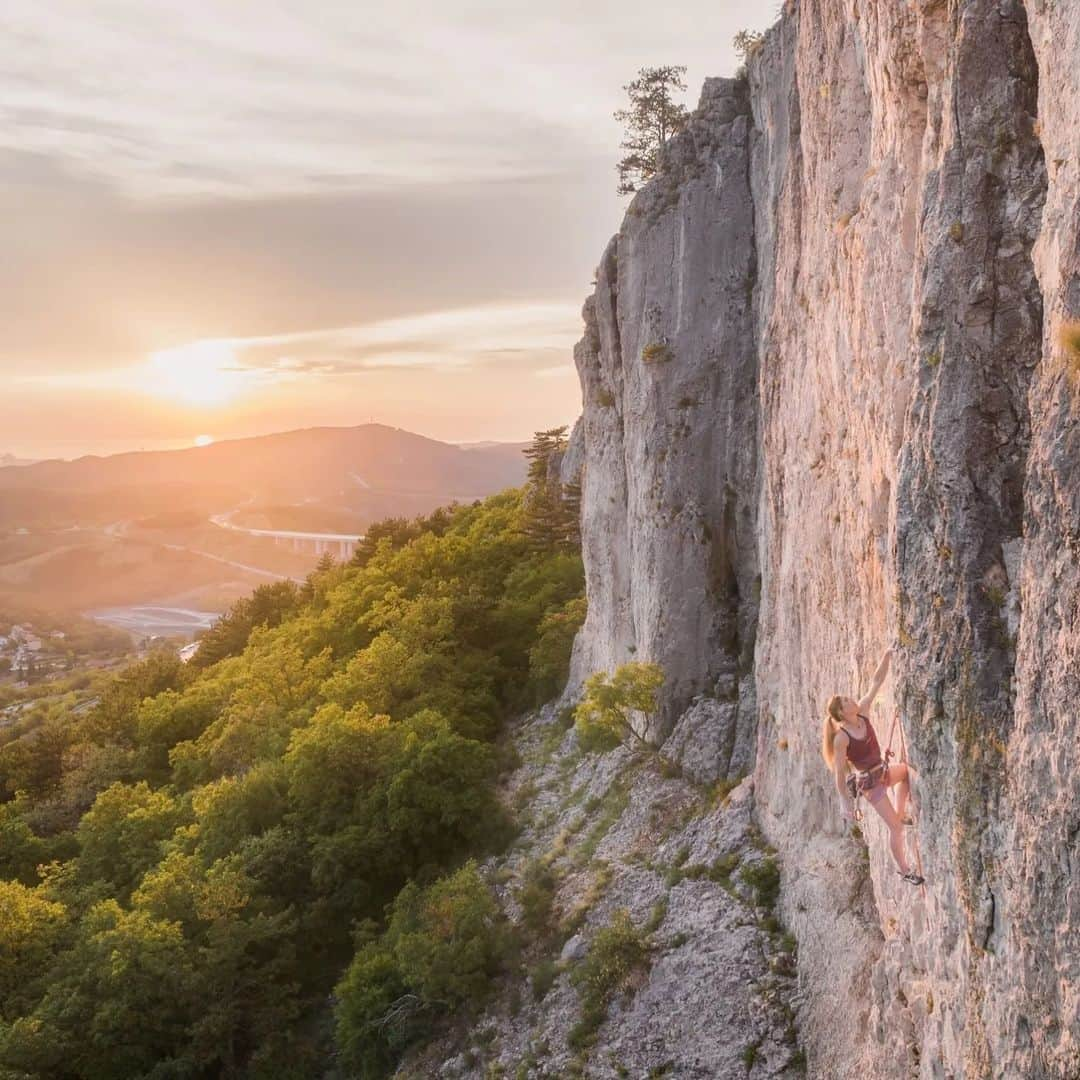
2, 1, 775, 460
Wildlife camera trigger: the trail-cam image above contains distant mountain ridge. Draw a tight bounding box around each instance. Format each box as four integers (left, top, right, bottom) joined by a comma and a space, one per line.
0, 424, 526, 500
0, 424, 534, 611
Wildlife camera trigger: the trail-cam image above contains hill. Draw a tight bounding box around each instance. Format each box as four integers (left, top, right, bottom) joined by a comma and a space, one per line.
0, 425, 532, 615
0, 424, 528, 530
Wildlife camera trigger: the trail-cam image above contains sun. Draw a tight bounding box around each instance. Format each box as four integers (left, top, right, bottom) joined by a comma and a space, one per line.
194, 434, 214, 447
146, 341, 246, 407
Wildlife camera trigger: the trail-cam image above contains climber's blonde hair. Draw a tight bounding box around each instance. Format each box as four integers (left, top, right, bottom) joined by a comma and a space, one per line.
821, 694, 847, 770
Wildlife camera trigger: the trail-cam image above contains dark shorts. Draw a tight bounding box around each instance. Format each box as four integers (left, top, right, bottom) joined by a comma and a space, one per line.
862, 779, 889, 803
847, 766, 890, 804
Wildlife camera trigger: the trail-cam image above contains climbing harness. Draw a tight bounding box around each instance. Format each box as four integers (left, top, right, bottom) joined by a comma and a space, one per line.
844, 760, 889, 822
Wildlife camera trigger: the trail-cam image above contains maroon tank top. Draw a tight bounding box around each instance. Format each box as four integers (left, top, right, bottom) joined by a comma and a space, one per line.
841, 714, 883, 771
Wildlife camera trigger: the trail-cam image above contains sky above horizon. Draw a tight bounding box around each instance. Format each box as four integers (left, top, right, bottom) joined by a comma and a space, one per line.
2, 1, 777, 460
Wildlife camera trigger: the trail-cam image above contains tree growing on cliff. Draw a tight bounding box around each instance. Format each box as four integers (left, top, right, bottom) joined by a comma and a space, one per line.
521, 426, 581, 552
574, 662, 665, 750
732, 29, 766, 79
614, 66, 690, 195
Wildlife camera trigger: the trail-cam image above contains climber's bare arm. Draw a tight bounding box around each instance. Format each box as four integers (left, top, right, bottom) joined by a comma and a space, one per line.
857, 648, 892, 713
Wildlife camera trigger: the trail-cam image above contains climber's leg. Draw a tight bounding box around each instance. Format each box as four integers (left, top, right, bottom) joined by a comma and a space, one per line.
866, 783, 910, 874
885, 763, 911, 822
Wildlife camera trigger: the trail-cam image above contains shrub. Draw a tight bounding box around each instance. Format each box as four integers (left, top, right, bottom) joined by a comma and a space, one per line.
574, 663, 665, 752
733, 29, 765, 62
530, 958, 558, 1001
333, 946, 411, 1077
517, 858, 558, 935
568, 910, 650, 1050
388, 862, 506, 1006
1060, 320, 1080, 381
740, 857, 781, 911
335, 862, 507, 1077
641, 342, 674, 365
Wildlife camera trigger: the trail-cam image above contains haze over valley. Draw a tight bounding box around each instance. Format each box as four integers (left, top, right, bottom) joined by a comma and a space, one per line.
0, 423, 527, 631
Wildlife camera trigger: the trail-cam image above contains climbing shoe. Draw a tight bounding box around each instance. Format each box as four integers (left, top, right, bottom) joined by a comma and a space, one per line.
901, 814, 916, 827
899, 869, 925, 886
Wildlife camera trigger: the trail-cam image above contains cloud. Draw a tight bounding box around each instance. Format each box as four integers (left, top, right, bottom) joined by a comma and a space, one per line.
13, 302, 583, 395
0, 158, 610, 376
0, 1, 775, 453
203, 302, 582, 378
0, 1, 769, 197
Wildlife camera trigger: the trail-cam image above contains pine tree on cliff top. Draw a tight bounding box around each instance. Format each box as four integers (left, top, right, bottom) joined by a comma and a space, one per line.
614, 65, 690, 195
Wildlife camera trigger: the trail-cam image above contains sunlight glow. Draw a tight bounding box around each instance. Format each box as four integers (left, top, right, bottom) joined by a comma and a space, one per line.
193, 434, 214, 447
147, 341, 247, 407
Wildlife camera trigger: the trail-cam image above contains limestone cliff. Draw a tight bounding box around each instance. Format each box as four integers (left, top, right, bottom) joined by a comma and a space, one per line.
565, 1, 1080, 1077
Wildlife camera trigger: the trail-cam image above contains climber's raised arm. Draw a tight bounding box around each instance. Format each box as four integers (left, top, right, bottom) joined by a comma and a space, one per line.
857, 648, 892, 714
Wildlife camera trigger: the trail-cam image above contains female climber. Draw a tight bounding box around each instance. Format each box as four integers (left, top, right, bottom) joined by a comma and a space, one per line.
822, 648, 925, 886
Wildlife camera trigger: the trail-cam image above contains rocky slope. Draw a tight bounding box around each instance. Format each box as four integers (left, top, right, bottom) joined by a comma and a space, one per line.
558, 1, 1080, 1078
406, 704, 808, 1079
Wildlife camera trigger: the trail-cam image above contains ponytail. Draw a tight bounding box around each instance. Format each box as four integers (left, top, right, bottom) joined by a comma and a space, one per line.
821, 694, 846, 770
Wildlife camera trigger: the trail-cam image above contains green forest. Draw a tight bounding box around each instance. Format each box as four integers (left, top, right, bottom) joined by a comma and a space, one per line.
0, 453, 585, 1078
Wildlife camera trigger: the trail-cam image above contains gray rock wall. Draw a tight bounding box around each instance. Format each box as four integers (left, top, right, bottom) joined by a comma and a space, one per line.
567, 76, 761, 750
566, 0, 1080, 1076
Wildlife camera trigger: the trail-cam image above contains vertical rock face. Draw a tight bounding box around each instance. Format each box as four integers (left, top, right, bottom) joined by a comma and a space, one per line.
567, 1, 1080, 1076
568, 77, 761, 750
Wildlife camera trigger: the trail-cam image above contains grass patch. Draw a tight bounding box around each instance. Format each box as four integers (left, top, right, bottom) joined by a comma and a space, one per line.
712, 774, 744, 807
657, 754, 683, 779
559, 861, 614, 943
643, 897, 668, 936
574, 781, 630, 866
741, 1038, 762, 1070
1059, 321, 1080, 382
568, 909, 651, 1051
666, 851, 740, 893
